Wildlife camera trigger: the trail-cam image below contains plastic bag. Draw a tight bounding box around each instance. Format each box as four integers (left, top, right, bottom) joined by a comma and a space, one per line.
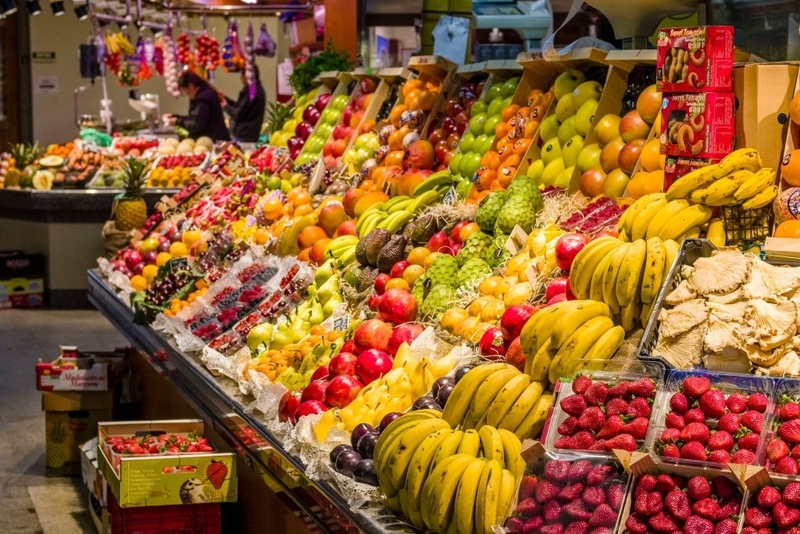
254, 22, 276, 57
222, 21, 245, 72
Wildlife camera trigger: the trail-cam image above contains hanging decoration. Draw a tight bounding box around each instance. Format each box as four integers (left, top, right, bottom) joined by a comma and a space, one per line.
163, 31, 181, 97
222, 20, 245, 72
135, 36, 152, 82
195, 32, 221, 72
153, 38, 164, 76
254, 22, 276, 58
244, 22, 256, 100
177, 32, 192, 66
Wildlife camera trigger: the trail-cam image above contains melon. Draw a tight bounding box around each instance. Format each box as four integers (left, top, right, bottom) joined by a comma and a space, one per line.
39, 155, 64, 168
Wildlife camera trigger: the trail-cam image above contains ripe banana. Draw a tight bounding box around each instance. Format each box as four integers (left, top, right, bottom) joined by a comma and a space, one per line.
430, 430, 465, 474
377, 210, 414, 233
496, 468, 517, 527
412, 170, 453, 197
620, 299, 641, 333
498, 382, 543, 433
496, 428, 524, 480
658, 205, 713, 241
640, 298, 658, 329
665, 164, 720, 200
441, 362, 508, 428
549, 300, 612, 350
742, 184, 779, 210
603, 244, 630, 314
663, 239, 680, 274
375, 412, 443, 495
616, 238, 647, 307
520, 301, 573, 357
549, 315, 616, 384
527, 337, 552, 385
477, 460, 503, 534
590, 251, 615, 302
568, 237, 623, 300
409, 189, 441, 213
646, 200, 691, 240
640, 237, 666, 304
483, 373, 532, 429
619, 193, 666, 236
387, 418, 452, 490
453, 457, 486, 534
324, 235, 360, 257
678, 225, 702, 241
420, 454, 475, 532
513, 393, 553, 440
382, 195, 412, 212
373, 409, 441, 466
456, 429, 482, 457
466, 366, 521, 429
582, 325, 626, 370
706, 218, 726, 247
714, 148, 762, 179
727, 169, 755, 186
631, 196, 668, 241
695, 176, 739, 205
477, 425, 505, 465
402, 428, 452, 519
358, 212, 388, 238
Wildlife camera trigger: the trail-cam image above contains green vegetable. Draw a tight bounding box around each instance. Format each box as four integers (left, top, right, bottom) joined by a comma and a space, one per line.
288, 40, 353, 96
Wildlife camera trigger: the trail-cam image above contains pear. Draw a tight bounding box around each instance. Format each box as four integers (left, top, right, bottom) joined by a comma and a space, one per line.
555, 93, 576, 122
553, 69, 586, 100
270, 324, 295, 350
541, 158, 566, 187
291, 319, 311, 342
314, 260, 335, 287
323, 293, 344, 319
316, 275, 339, 306
571, 81, 603, 110
309, 300, 325, 326
541, 138, 562, 166
574, 98, 599, 136
539, 114, 561, 142
246, 322, 273, 352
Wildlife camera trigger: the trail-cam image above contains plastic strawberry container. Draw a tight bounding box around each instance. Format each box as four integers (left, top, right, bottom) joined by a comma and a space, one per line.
543, 360, 665, 456
763, 377, 800, 474
646, 368, 775, 469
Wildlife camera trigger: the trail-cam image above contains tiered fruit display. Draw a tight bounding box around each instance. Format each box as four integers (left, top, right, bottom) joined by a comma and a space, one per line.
287, 92, 333, 161
340, 131, 382, 175
295, 93, 349, 167
249, 144, 290, 176
322, 76, 380, 170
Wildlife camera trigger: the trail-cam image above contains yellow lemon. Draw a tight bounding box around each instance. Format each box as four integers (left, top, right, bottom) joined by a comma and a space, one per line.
129, 275, 147, 291
156, 252, 172, 267
142, 264, 159, 283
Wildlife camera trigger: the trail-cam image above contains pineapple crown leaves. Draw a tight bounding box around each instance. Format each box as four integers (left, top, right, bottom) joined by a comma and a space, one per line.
9, 142, 45, 168
265, 101, 295, 134
122, 157, 151, 197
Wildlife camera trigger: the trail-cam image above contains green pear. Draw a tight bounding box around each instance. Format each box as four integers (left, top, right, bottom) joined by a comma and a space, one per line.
540, 138, 562, 166
554, 166, 576, 189
309, 300, 324, 326
553, 69, 587, 100
576, 143, 603, 172
541, 158, 566, 187
323, 293, 344, 318
571, 81, 603, 110
574, 98, 599, 136
246, 322, 273, 352
291, 319, 310, 342
555, 93, 576, 122
528, 159, 545, 183
562, 135, 585, 168
557, 117, 578, 146
539, 115, 561, 142
314, 260, 335, 287
316, 275, 339, 306
270, 324, 295, 350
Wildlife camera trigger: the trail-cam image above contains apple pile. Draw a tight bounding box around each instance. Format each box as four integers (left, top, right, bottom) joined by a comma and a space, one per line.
340, 131, 382, 176
577, 83, 663, 199
295, 93, 348, 167
286, 93, 334, 161
426, 79, 485, 172
322, 76, 380, 170
268, 87, 321, 149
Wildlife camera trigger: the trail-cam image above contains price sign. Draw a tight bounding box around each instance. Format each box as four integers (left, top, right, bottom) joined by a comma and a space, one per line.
504, 225, 529, 255
443, 187, 458, 205
332, 315, 350, 332
169, 257, 189, 270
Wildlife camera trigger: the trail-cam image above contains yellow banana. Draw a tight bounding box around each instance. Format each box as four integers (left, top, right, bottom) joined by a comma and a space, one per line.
714, 148, 762, 179
549, 300, 612, 351
583, 325, 626, 370
735, 166, 776, 200
568, 237, 623, 300
441, 362, 508, 428
678, 225, 702, 241
478, 460, 503, 534
456, 429, 482, 457
619, 193, 666, 235
646, 199, 692, 240
658, 205, 713, 241
640, 237, 666, 304
631, 196, 668, 241
513, 393, 553, 440
477, 425, 505, 466
665, 164, 720, 200
377, 210, 414, 233
528, 337, 553, 385
496, 428, 524, 479
402, 428, 453, 519
484, 373, 533, 429
663, 239, 680, 274
498, 381, 543, 432
616, 239, 647, 307
421, 454, 475, 532
590, 251, 615, 302
695, 177, 740, 205
640, 298, 658, 328
466, 366, 521, 429
620, 299, 641, 333
742, 184, 779, 210
727, 169, 755, 186
549, 315, 616, 384
388, 418, 451, 490
706, 218, 726, 247
520, 301, 573, 358
496, 468, 517, 527
453, 457, 486, 534
602, 243, 630, 314
430, 430, 465, 473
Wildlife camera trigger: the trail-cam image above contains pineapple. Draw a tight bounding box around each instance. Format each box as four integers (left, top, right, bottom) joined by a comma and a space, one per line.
47, 422, 68, 469
9, 142, 44, 171
114, 158, 149, 231
263, 101, 294, 137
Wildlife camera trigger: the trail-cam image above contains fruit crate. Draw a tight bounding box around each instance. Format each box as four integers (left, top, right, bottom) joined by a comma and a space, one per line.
543, 361, 665, 456
644, 368, 775, 470
721, 203, 773, 247
107, 490, 221, 534
736, 463, 800, 532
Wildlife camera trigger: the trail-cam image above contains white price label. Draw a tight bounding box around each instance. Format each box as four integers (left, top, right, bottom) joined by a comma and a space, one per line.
443, 187, 458, 205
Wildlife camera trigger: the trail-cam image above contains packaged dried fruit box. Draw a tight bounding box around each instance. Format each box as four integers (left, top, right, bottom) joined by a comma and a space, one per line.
660, 92, 736, 159
764, 378, 800, 475
503, 442, 630, 534
656, 25, 734, 93
543, 361, 665, 456
646, 369, 774, 468
738, 466, 800, 532
618, 452, 745, 534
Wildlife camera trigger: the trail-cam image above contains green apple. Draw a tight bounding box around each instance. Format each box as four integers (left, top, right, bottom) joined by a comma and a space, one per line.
557, 117, 578, 146
572, 81, 603, 110
541, 138, 562, 166
487, 98, 505, 118
247, 322, 273, 352
501, 96, 513, 110
554, 166, 575, 189
574, 98, 599, 136
539, 115, 561, 142
459, 132, 476, 153
485, 85, 503, 103
475, 134, 493, 154
553, 69, 587, 100
469, 113, 488, 135
471, 99, 488, 117
459, 152, 482, 178
500, 79, 519, 98
540, 158, 566, 187
555, 93, 576, 122
576, 143, 603, 172
528, 159, 545, 183
449, 152, 463, 175
332, 94, 350, 110
484, 115, 502, 137
562, 135, 585, 168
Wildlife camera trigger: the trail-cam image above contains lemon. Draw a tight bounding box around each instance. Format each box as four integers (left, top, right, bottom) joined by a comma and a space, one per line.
181, 230, 202, 247
130, 275, 147, 291
156, 252, 172, 267
140, 237, 160, 253
169, 241, 188, 257
142, 264, 159, 283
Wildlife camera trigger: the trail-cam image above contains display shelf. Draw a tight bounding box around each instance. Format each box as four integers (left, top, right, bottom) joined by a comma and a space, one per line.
86, 269, 415, 534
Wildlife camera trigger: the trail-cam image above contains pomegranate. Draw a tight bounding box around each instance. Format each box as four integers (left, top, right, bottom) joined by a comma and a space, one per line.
374, 273, 391, 295
555, 232, 591, 271
328, 352, 358, 377
505, 337, 525, 372
325, 375, 365, 408
294, 400, 327, 419
427, 232, 450, 253
301, 379, 329, 403
378, 288, 419, 325
479, 327, 508, 358
355, 349, 393, 384
545, 277, 570, 302
278, 390, 302, 424
353, 319, 393, 353
386, 323, 424, 356
500, 304, 538, 341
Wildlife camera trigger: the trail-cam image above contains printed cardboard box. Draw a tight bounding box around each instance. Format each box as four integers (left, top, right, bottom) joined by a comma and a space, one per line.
0, 250, 45, 309
661, 92, 735, 158
664, 155, 722, 190
36, 347, 129, 392
656, 26, 734, 93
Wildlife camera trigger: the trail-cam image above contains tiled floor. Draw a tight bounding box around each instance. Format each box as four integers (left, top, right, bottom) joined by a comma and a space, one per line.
0, 308, 129, 534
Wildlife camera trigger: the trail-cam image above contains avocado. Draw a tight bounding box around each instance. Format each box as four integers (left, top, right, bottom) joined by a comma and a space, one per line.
377, 235, 407, 273
364, 228, 392, 267
410, 213, 438, 245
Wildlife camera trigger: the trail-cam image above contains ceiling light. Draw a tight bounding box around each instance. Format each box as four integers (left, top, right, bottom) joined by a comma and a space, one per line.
26, 0, 40, 14
0, 0, 18, 15
73, 2, 88, 19
50, 0, 64, 15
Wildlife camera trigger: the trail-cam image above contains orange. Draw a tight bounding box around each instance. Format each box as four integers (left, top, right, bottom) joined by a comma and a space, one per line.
791, 91, 800, 126
782, 149, 800, 187
639, 138, 664, 173
388, 129, 406, 151
402, 264, 426, 286
309, 238, 331, 265
298, 225, 328, 249
407, 246, 431, 266
496, 138, 513, 157
297, 247, 311, 262
294, 204, 313, 216
293, 191, 312, 207
481, 151, 501, 171
495, 122, 511, 140
501, 105, 521, 123
384, 150, 406, 168
252, 228, 270, 245
156, 252, 172, 267
261, 197, 283, 220
775, 220, 800, 238
524, 120, 540, 139
389, 105, 408, 127
497, 165, 516, 188
385, 278, 410, 291
169, 241, 188, 257
502, 153, 522, 169
286, 186, 305, 203
415, 90, 438, 111
402, 79, 424, 98
359, 119, 376, 135
129, 275, 147, 292
478, 168, 497, 190
512, 138, 532, 155
527, 90, 543, 107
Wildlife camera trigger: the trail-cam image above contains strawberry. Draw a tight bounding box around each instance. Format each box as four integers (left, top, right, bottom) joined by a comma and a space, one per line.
745, 507, 773, 529
518, 475, 538, 501
586, 464, 616, 486
521, 516, 544, 534
741, 528, 758, 534
596, 415, 624, 439
558, 482, 584, 502
635, 474, 658, 495
554, 436, 572, 449
588, 503, 617, 527
718, 412, 741, 434
604, 433, 637, 452
666, 412, 687, 430
588, 440, 607, 451
718, 497, 742, 521
685, 407, 708, 424
543, 499, 562, 521
756, 486, 781, 508
572, 374, 592, 394
715, 518, 738, 534
780, 420, 800, 444
627, 398, 652, 418
577, 407, 606, 432
647, 491, 664, 514
665, 489, 692, 520
731, 449, 757, 464
681, 422, 711, 443
563, 521, 589, 534
536, 479, 561, 503
711, 476, 740, 499
607, 483, 625, 509
747, 392, 769, 413
774, 502, 800, 528
539, 525, 564, 534
726, 392, 748, 413
708, 430, 734, 451
515, 497, 540, 516
558, 416, 579, 436
670, 392, 690, 413
692, 498, 720, 520
783, 482, 800, 506
648, 511, 680, 532
567, 459, 592, 481
684, 515, 715, 534
544, 459, 571, 481
792, 444, 800, 460
661, 428, 681, 442
628, 377, 656, 399
607, 381, 629, 399
741, 410, 764, 433
708, 449, 731, 464
587, 528, 612, 534
569, 431, 596, 450
687, 476, 712, 500
562, 499, 592, 520
582, 486, 606, 507
780, 401, 800, 421
621, 417, 649, 440
656, 474, 677, 493
625, 513, 649, 534
739, 432, 761, 451
505, 516, 524, 532
584, 382, 609, 406
661, 443, 681, 458
605, 397, 629, 416
776, 457, 800, 475
561, 394, 588, 416
635, 491, 650, 515
699, 390, 727, 418
683, 376, 712, 398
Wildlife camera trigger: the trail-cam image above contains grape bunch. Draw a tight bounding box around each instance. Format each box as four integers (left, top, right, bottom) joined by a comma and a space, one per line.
144, 270, 193, 306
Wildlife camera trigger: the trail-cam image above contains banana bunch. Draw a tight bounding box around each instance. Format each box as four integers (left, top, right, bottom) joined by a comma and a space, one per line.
619, 193, 713, 243
666, 148, 778, 209
355, 190, 440, 239
323, 235, 360, 268
519, 297, 625, 387
412, 170, 457, 198
441, 363, 553, 441
104, 33, 135, 56
373, 409, 524, 534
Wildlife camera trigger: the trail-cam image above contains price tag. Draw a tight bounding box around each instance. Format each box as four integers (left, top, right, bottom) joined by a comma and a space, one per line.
352, 173, 362, 187
443, 186, 457, 205
332, 315, 350, 332
169, 257, 189, 271
504, 225, 529, 255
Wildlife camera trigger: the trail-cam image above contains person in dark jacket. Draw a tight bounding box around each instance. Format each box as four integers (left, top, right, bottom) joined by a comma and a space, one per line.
221, 66, 266, 143
165, 71, 230, 142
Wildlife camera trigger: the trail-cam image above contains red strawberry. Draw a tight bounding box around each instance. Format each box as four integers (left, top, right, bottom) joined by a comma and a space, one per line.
607, 381, 629, 399
793, 444, 800, 460
572, 375, 592, 394
518, 475, 538, 501
515, 497, 540, 516
536, 479, 561, 503
562, 499, 592, 520
777, 457, 800, 475
747, 392, 769, 413
738, 432, 761, 451
661, 428, 681, 442
774, 502, 800, 528
656, 474, 677, 493
555, 436, 572, 449
647, 491, 664, 514
684, 515, 715, 534
628, 377, 656, 399
596, 415, 624, 439
635, 491, 649, 515
605, 397, 629, 416
708, 430, 734, 451
741, 528, 758, 534
627, 398, 652, 418
577, 407, 606, 432
726, 392, 748, 413
711, 476, 740, 499
584, 382, 609, 406
607, 483, 625, 509
780, 402, 800, 421
561, 394, 588, 416
567, 459, 592, 481
745, 507, 773, 529
661, 443, 681, 458
665, 488, 692, 520
709, 449, 731, 464
604, 433, 637, 452
543, 499, 562, 521
621, 417, 649, 440
588, 440, 607, 451
588, 503, 617, 527
666, 412, 687, 430
757, 487, 781, 508
587, 528, 612, 534
717, 497, 742, 521
522, 516, 544, 533
544, 459, 571, 481
558, 482, 584, 502
741, 410, 764, 433
715, 517, 738, 534
783, 482, 800, 505
648, 511, 680, 532
780, 420, 800, 444
625, 513, 649, 534
635, 474, 658, 496
687, 476, 712, 500
586, 464, 616, 486
505, 516, 524, 533
681, 422, 711, 443
731, 449, 757, 464
582, 486, 606, 507
568, 431, 596, 450
692, 498, 720, 520
558, 416, 579, 436
685, 407, 708, 424
718, 412, 741, 434
563, 521, 589, 534
699, 390, 727, 418
539, 524, 564, 534
683, 376, 711, 398
670, 392, 690, 413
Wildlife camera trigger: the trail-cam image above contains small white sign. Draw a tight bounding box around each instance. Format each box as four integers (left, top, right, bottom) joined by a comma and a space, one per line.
34, 75, 59, 94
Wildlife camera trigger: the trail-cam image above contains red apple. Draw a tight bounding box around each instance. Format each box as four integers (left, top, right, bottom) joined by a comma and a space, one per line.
360, 77, 377, 94
505, 337, 525, 372
301, 379, 329, 403
334, 219, 358, 237
310, 365, 329, 382
278, 390, 302, 424
579, 168, 607, 199
315, 93, 331, 111
367, 292, 382, 312
374, 273, 391, 295
555, 232, 591, 271
479, 327, 508, 358
594, 230, 620, 240
328, 352, 358, 377
500, 304, 539, 341
636, 84, 661, 124
390, 261, 410, 279
619, 109, 650, 143
142, 250, 158, 265
355, 348, 393, 384
386, 323, 425, 356
341, 339, 356, 355
353, 318, 393, 353
378, 288, 419, 324
427, 231, 451, 253
618, 139, 646, 175
125, 250, 143, 271
450, 221, 470, 244
324, 374, 364, 408
545, 276, 570, 302
294, 400, 327, 419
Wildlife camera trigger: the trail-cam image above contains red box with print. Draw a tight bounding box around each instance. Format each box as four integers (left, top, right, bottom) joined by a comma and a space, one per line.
656, 26, 734, 93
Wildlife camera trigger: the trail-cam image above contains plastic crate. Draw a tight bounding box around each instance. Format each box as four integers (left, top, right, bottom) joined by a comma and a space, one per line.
721, 204, 773, 247
107, 491, 221, 534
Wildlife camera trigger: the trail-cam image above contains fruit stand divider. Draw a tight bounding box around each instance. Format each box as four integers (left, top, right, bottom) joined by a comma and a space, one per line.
86, 269, 411, 534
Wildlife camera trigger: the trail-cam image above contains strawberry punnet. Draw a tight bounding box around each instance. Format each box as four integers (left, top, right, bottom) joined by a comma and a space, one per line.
744, 484, 800, 531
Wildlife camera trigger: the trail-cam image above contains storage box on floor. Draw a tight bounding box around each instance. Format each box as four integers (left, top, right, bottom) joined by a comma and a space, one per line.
0, 250, 45, 308
81, 437, 110, 534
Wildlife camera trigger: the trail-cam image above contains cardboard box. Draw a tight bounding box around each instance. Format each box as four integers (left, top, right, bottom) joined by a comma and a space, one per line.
81, 437, 108, 507
37, 347, 129, 391
88, 493, 110, 534
0, 250, 45, 309
656, 26, 734, 93
664, 155, 722, 190
661, 92, 735, 158
43, 391, 113, 477
98, 420, 237, 507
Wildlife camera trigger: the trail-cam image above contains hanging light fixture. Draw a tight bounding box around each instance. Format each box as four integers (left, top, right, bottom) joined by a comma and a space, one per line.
26, 0, 41, 14
73, 1, 88, 20
50, 0, 65, 15
0, 0, 18, 15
